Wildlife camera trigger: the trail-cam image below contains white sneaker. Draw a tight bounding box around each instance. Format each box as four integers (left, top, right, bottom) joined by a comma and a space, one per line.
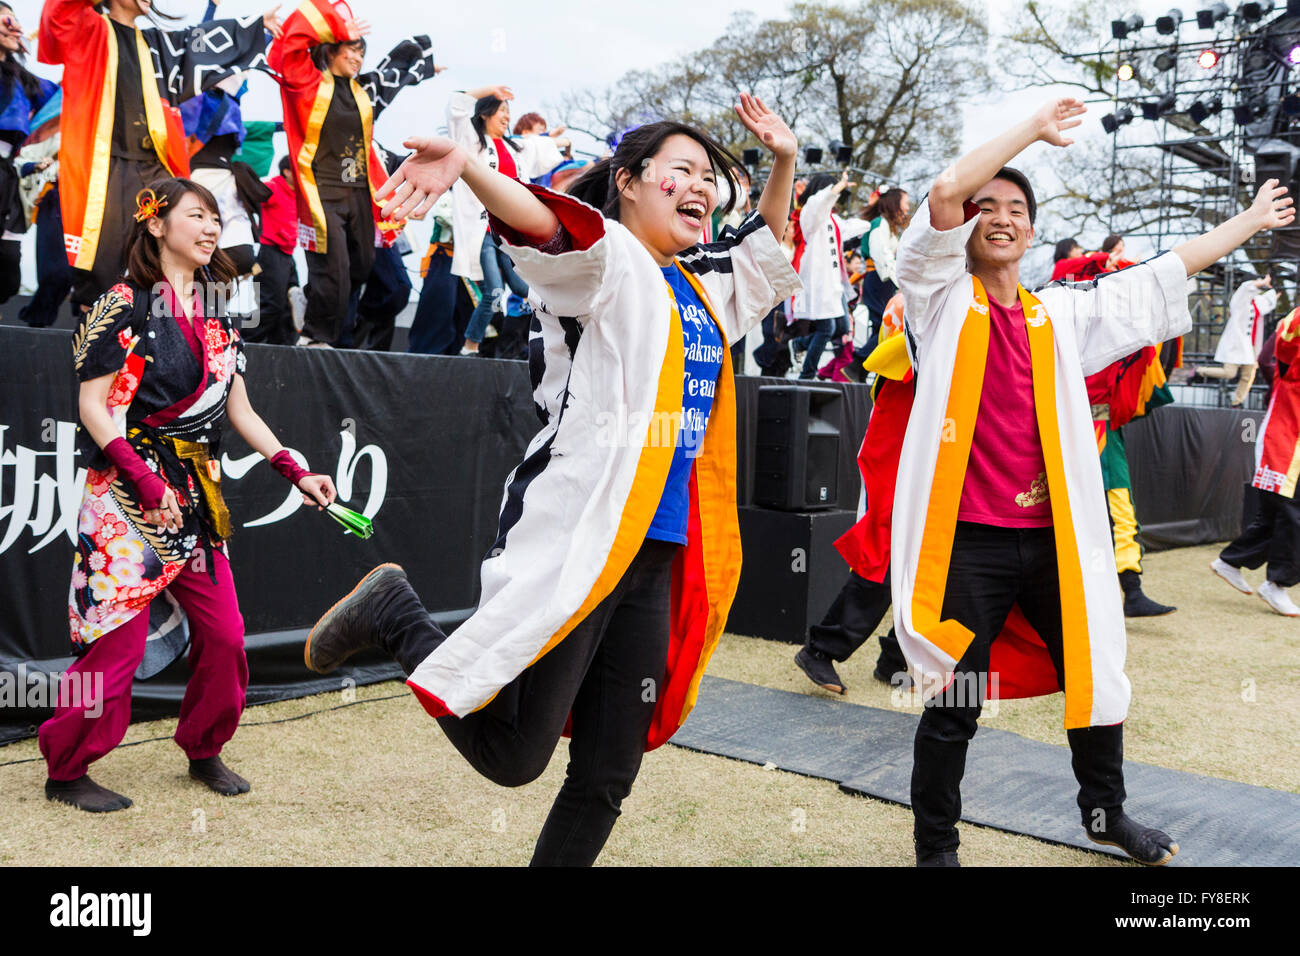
1210, 558, 1252, 594
1257, 580, 1300, 617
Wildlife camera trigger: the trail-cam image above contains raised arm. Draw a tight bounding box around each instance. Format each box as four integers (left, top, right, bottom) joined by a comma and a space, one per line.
928, 98, 1085, 231
1172, 181, 1293, 276
38, 0, 102, 66
269, 0, 364, 93
734, 93, 796, 240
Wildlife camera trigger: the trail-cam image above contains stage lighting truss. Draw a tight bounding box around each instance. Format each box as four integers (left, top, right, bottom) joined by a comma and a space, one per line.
1080, 10, 1295, 375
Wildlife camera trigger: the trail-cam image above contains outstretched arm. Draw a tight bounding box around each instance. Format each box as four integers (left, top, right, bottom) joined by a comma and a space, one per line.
376, 137, 558, 240
1172, 181, 1293, 276
928, 97, 1085, 231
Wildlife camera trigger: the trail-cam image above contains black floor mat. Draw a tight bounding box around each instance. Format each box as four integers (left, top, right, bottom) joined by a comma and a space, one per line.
669, 676, 1300, 866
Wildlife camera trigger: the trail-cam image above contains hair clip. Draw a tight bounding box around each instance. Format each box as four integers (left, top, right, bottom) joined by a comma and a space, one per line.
133, 188, 168, 223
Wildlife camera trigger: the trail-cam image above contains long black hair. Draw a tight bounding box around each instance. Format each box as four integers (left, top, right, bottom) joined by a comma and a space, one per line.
566, 121, 742, 221
471, 95, 520, 154
0, 3, 45, 106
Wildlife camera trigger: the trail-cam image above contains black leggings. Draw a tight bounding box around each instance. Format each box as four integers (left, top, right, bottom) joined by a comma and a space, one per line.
380, 537, 677, 866
1220, 484, 1300, 587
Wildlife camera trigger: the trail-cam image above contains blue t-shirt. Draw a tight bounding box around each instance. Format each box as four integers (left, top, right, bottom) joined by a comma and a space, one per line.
646, 267, 725, 545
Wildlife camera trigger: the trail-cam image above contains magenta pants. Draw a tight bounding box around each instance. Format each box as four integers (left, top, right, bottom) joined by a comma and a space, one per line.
39, 549, 248, 781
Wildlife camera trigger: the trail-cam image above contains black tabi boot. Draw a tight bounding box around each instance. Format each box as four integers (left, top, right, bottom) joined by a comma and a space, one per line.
1119, 570, 1176, 617
305, 564, 443, 676
45, 775, 133, 813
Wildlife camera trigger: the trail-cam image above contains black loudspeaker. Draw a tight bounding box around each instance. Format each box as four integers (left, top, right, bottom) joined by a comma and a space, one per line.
753, 385, 843, 510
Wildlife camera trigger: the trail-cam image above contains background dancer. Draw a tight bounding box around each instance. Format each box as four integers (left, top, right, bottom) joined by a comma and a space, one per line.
40, 0, 279, 312
304, 93, 799, 865
40, 177, 336, 812
789, 170, 866, 379
892, 96, 1293, 867
1214, 302, 1300, 616
1195, 275, 1277, 407
269, 0, 437, 346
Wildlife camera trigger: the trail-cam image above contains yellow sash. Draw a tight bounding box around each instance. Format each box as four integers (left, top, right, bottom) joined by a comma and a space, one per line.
909, 277, 1094, 728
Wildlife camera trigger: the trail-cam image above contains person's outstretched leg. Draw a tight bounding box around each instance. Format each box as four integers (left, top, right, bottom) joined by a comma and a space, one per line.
529, 540, 676, 866
307, 550, 650, 790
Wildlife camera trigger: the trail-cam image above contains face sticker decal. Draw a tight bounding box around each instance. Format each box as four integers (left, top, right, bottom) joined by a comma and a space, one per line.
660, 176, 677, 197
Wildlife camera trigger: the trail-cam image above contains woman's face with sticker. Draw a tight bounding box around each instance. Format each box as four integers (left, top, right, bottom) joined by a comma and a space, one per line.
617, 133, 719, 260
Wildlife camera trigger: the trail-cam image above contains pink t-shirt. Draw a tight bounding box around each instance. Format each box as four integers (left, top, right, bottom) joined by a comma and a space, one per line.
956, 295, 1053, 527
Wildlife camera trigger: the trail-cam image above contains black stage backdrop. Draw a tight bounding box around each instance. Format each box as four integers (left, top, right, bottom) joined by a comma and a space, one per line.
0, 327, 874, 742
0, 327, 1256, 742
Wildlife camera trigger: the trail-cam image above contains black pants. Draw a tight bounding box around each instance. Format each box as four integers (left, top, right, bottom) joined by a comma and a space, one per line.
0, 238, 19, 304
19, 184, 74, 328
71, 155, 167, 311
303, 186, 375, 344
911, 521, 1126, 855
352, 243, 412, 351
248, 244, 299, 345
805, 570, 904, 673
379, 537, 677, 866
408, 245, 469, 355
1220, 485, 1300, 587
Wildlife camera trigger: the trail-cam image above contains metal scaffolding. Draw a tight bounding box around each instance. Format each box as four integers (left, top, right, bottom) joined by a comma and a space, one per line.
1080, 9, 1300, 409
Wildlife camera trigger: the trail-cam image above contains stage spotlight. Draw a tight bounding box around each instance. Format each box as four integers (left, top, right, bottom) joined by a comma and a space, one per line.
1103, 107, 1137, 132
1156, 50, 1178, 70
1156, 8, 1184, 32
1189, 96, 1223, 122
1284, 93, 1300, 115
1196, 2, 1229, 26
742, 147, 761, 167
1234, 102, 1261, 123
1112, 13, 1144, 38
1117, 62, 1136, 81
1240, 0, 1274, 20
1198, 48, 1220, 68
828, 140, 854, 165
803, 145, 823, 165
1289, 44, 1300, 64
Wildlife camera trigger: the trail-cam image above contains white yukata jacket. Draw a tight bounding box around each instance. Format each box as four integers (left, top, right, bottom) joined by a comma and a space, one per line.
791, 184, 868, 320
1213, 278, 1278, 366
890, 197, 1191, 729
446, 91, 566, 281
406, 186, 800, 749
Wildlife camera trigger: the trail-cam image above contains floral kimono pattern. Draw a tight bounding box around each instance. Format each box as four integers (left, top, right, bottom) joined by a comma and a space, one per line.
68, 281, 245, 674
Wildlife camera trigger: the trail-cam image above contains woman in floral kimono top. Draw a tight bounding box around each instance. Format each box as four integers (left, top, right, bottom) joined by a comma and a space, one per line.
303, 94, 800, 865
39, 178, 336, 813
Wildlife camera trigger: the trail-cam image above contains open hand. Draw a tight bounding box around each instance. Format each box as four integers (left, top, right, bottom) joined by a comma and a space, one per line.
297, 474, 337, 510
735, 92, 796, 160
1034, 97, 1086, 148
1251, 179, 1295, 231
262, 5, 283, 39
376, 136, 468, 220
345, 17, 372, 41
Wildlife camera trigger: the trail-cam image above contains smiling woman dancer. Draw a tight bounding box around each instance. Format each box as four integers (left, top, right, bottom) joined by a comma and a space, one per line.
40, 178, 337, 813
303, 94, 799, 865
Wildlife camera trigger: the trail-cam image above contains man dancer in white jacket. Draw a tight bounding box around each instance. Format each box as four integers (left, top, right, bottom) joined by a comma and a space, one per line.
892, 97, 1294, 867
